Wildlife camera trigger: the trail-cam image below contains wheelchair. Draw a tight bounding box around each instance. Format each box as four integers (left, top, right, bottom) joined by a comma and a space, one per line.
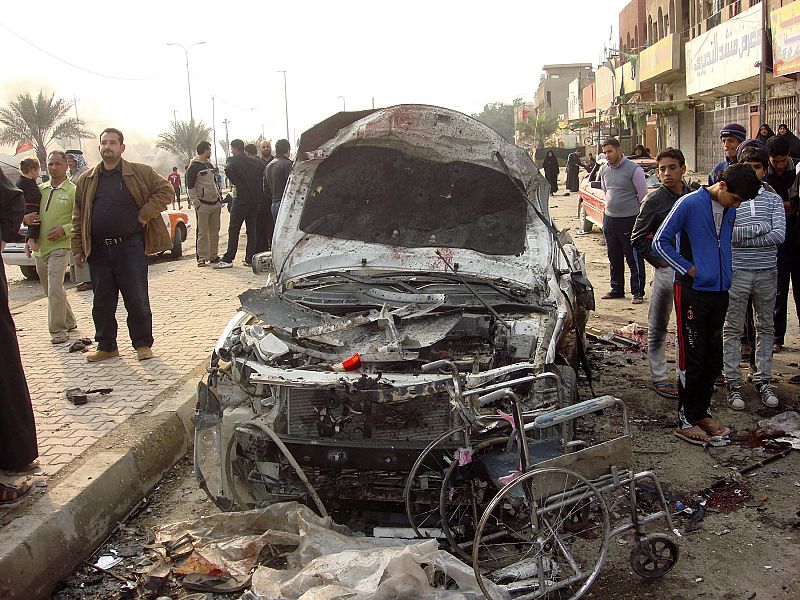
403, 361, 679, 600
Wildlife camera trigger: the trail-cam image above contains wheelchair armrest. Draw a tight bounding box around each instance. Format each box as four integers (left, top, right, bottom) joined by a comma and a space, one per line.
533, 395, 621, 428
421, 359, 454, 373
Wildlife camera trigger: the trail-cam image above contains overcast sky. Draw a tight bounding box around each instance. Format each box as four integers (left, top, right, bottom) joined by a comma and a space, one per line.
1, 0, 629, 163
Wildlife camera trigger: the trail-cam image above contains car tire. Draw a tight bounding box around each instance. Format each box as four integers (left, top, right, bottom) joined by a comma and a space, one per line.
578, 202, 594, 233
20, 265, 39, 280
171, 224, 185, 259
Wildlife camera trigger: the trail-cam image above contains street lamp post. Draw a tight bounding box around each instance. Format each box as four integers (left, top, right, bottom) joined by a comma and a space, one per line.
337, 95, 346, 111
277, 70, 289, 141
167, 41, 206, 122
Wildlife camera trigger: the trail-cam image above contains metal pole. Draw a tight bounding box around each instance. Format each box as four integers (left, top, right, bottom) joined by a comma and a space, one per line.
759, 0, 768, 127
168, 42, 206, 123
223, 118, 230, 159
183, 46, 193, 121
278, 70, 289, 140
212, 96, 218, 169
338, 96, 346, 111
72, 95, 82, 151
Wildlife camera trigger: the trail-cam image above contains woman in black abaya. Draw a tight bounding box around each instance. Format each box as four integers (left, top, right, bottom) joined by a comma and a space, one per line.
0, 169, 38, 506
542, 150, 559, 195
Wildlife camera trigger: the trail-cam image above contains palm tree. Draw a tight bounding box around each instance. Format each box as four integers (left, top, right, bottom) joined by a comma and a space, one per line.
156, 119, 212, 166
0, 91, 92, 166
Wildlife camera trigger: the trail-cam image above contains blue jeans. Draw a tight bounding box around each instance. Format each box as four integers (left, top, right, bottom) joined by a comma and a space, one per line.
88, 232, 153, 351
603, 214, 645, 298
723, 268, 777, 387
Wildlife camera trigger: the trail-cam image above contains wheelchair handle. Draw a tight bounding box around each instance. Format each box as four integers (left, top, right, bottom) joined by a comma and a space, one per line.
533, 395, 623, 429
476, 388, 514, 405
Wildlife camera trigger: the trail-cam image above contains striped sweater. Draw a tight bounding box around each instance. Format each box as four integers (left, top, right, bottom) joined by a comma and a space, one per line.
731, 186, 785, 270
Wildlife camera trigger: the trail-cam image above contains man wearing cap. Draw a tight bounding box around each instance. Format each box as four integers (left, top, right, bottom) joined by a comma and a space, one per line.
709, 123, 747, 184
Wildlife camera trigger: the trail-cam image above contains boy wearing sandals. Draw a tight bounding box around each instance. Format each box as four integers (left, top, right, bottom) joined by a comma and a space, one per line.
631, 148, 690, 400
653, 163, 761, 445
722, 144, 784, 411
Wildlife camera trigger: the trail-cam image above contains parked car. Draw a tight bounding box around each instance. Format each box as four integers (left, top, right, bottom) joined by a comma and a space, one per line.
192, 104, 596, 513
1, 210, 190, 280
577, 157, 659, 232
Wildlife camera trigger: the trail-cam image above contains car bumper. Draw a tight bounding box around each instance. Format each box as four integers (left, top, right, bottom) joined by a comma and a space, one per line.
1, 244, 32, 267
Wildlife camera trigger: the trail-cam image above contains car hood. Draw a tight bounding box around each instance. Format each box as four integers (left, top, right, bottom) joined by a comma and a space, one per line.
272, 105, 554, 289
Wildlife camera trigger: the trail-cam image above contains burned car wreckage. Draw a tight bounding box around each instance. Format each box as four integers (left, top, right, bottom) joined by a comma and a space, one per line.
194, 105, 595, 516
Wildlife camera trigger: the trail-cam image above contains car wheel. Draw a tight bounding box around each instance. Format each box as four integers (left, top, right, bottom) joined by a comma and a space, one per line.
20, 265, 39, 280
579, 202, 594, 233
171, 224, 185, 259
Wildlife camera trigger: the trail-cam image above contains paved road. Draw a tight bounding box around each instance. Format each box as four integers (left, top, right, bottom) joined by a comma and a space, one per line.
6, 209, 264, 477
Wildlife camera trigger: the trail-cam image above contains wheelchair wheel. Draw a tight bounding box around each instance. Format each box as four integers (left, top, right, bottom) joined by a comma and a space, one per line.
404, 427, 466, 535
439, 435, 510, 561
629, 534, 679, 579
472, 467, 609, 600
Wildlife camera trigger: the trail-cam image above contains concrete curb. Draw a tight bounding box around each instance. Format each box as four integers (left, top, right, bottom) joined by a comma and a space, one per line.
0, 379, 198, 600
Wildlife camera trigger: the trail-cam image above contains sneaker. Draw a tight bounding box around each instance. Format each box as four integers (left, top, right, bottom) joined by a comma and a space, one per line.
726, 386, 745, 411
86, 349, 120, 363
631, 296, 644, 305
135, 347, 154, 361
197, 260, 207, 267
213, 261, 233, 269
755, 382, 779, 408
601, 291, 625, 300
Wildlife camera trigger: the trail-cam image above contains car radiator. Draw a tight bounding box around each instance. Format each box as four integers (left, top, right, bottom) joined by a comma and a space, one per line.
285, 388, 455, 442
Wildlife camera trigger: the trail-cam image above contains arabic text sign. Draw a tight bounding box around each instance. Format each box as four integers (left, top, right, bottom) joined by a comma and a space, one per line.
771, 2, 800, 77
686, 3, 761, 95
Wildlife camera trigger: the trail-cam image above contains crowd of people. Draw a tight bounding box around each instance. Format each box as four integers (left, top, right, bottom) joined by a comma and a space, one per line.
0, 128, 294, 505
593, 122, 800, 447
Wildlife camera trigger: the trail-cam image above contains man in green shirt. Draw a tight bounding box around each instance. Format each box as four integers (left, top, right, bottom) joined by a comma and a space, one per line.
24, 151, 77, 344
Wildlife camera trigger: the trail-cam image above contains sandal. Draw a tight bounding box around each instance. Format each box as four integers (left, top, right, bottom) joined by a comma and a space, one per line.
653, 381, 679, 399
0, 481, 33, 507
695, 417, 731, 438
673, 427, 711, 446
51, 333, 69, 344
789, 374, 800, 385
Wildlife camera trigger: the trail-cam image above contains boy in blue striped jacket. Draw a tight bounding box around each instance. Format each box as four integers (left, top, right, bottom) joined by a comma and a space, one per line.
653, 163, 762, 445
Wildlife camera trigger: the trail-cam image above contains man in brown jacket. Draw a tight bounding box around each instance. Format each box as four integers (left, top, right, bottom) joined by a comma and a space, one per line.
72, 127, 172, 362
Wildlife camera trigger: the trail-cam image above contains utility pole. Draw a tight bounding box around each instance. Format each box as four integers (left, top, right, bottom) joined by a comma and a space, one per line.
759, 0, 768, 127
72, 95, 82, 151
222, 118, 230, 160
212, 97, 218, 168
277, 70, 289, 141
171, 108, 178, 123
371, 97, 375, 109
338, 96, 346, 111
167, 41, 206, 122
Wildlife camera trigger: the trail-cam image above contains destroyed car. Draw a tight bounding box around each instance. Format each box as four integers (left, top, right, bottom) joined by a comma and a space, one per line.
193, 104, 595, 516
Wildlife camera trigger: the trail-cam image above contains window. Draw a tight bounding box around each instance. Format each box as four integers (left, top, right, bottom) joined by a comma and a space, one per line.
546, 90, 552, 108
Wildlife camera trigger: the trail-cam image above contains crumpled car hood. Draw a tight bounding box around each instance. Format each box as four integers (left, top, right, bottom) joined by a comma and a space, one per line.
273, 105, 553, 289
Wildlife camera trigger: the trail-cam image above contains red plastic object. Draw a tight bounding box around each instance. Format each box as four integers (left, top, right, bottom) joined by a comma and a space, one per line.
342, 353, 361, 371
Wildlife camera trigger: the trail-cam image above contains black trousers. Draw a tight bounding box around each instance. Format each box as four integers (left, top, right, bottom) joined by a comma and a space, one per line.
254, 201, 274, 253
603, 214, 646, 298
88, 232, 153, 351
0, 260, 38, 470
774, 233, 800, 345
674, 282, 728, 426
222, 199, 258, 263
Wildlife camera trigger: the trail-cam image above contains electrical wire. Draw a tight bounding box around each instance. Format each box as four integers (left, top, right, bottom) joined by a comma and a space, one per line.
0, 22, 156, 81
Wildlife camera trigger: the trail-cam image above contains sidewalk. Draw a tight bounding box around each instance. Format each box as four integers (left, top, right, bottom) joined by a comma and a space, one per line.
0, 210, 267, 598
